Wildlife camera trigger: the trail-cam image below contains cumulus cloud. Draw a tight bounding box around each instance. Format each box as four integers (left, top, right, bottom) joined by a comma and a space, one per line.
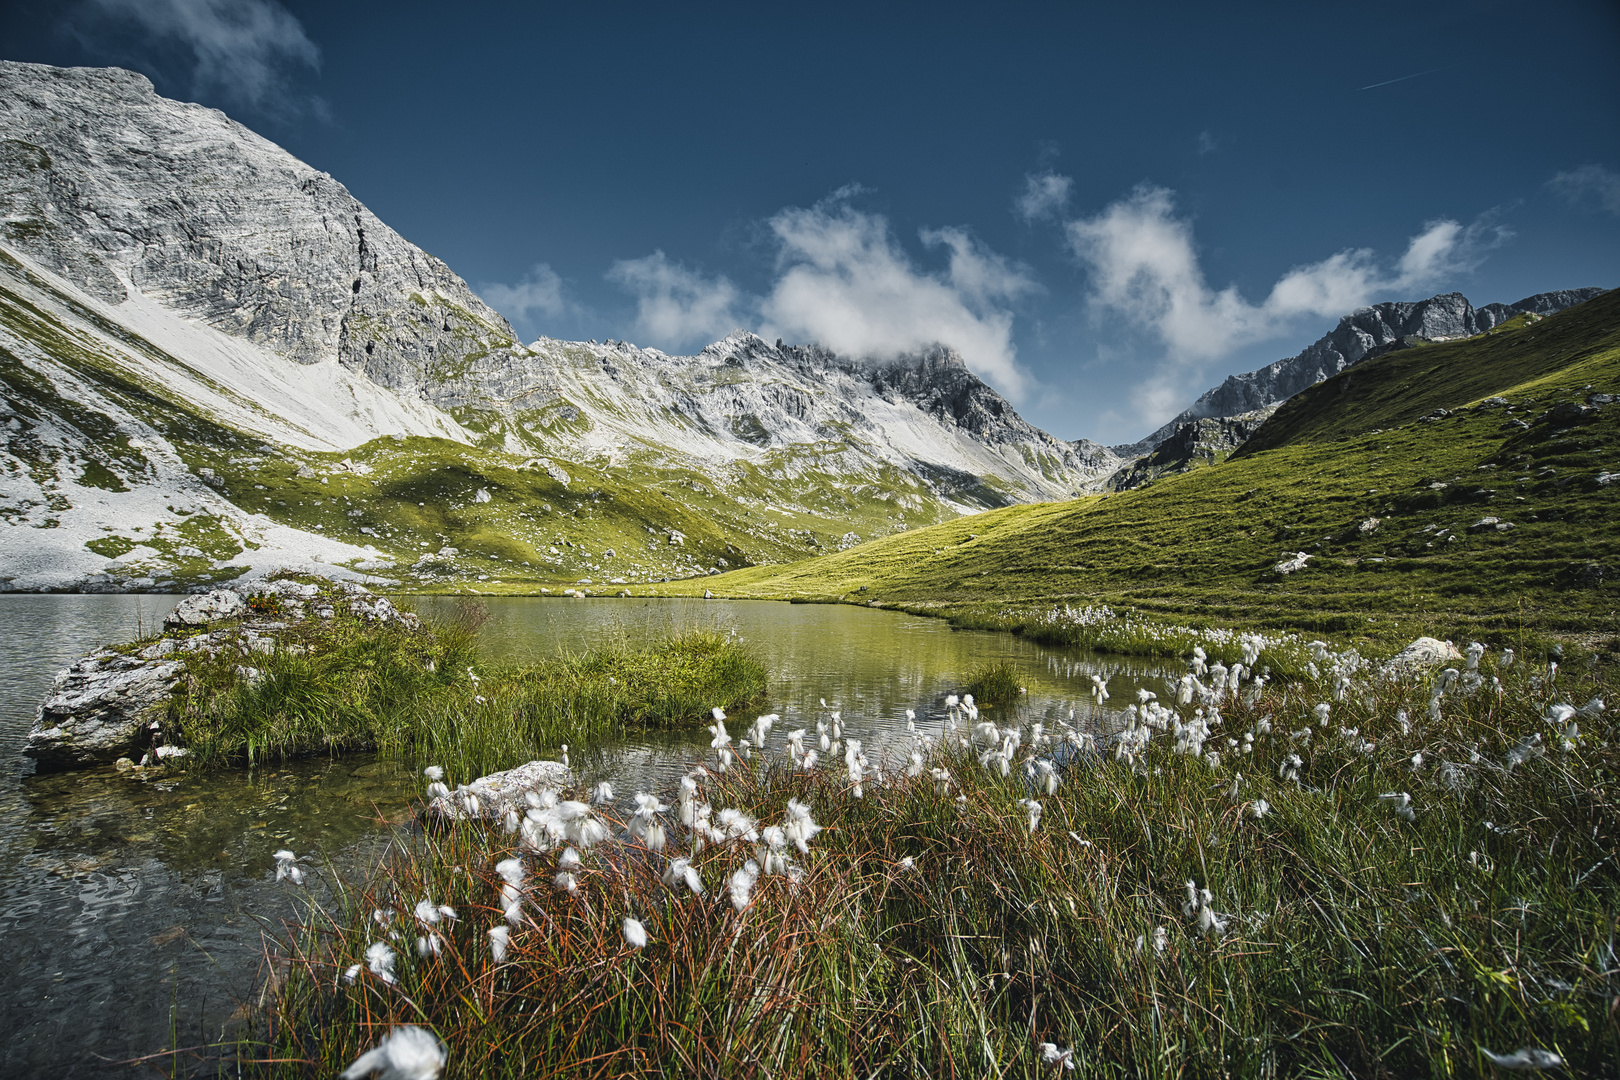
81, 0, 321, 117
606, 251, 743, 349
1014, 171, 1072, 223
1548, 164, 1620, 217
1066, 182, 1508, 362
759, 196, 1038, 400
481, 263, 571, 333
1062, 180, 1510, 429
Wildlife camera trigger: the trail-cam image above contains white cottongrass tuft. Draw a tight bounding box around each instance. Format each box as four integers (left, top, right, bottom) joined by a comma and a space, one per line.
1018, 798, 1043, 834
1378, 791, 1416, 822
1039, 1042, 1077, 1070
364, 940, 397, 984
1478, 1047, 1564, 1071
422, 765, 444, 782
273, 849, 303, 885
782, 798, 823, 853
488, 925, 509, 962
340, 1024, 448, 1080
623, 916, 648, 948
661, 856, 704, 895
729, 860, 760, 911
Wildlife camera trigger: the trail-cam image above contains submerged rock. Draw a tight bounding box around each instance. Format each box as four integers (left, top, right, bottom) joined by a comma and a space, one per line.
423, 760, 575, 823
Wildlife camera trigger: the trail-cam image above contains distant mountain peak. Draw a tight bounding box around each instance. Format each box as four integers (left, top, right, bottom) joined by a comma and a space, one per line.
1112, 286, 1609, 460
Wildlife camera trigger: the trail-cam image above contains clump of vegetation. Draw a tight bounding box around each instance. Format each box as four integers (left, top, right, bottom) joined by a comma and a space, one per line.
243, 638, 1618, 1078
171, 598, 766, 776
402, 630, 769, 780
963, 658, 1022, 705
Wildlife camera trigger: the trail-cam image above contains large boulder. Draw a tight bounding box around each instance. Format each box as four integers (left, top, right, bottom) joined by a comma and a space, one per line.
1384, 637, 1463, 675
164, 588, 245, 628
423, 759, 574, 823
24, 642, 185, 770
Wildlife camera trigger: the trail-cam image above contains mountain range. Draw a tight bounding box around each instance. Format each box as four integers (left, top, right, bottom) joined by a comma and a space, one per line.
0, 59, 1604, 592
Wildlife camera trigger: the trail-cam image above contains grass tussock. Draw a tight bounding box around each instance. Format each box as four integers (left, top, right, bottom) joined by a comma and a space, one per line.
172, 600, 765, 777
964, 658, 1023, 705
245, 641, 1619, 1078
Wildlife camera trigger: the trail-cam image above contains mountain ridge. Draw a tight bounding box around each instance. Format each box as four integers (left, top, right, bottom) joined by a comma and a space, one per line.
1112, 287, 1609, 461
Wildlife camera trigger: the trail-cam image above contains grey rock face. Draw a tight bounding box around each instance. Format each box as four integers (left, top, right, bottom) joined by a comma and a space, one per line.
0, 60, 515, 389
25, 649, 185, 771
165, 588, 245, 627
1106, 407, 1278, 491
452, 330, 1120, 504
1117, 288, 1609, 458
424, 759, 575, 823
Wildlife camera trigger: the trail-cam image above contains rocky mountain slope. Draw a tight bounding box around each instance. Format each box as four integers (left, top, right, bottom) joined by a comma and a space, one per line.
0, 60, 1115, 592
1112, 288, 1608, 465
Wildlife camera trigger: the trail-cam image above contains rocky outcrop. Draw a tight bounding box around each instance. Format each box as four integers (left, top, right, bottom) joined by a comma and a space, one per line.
1106, 407, 1277, 491
1384, 637, 1463, 674
24, 577, 421, 771
25, 644, 187, 771
423, 759, 575, 823
1115, 288, 1609, 459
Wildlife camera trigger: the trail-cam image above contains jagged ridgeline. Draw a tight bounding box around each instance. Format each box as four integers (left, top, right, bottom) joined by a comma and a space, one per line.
703, 289, 1620, 644
0, 60, 1115, 592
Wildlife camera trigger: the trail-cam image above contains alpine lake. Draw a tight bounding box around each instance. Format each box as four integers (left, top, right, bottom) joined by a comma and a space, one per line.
0, 593, 1171, 1078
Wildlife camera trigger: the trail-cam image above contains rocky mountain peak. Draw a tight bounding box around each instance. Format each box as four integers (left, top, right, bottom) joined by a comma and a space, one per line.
1114, 286, 1608, 459
0, 59, 516, 393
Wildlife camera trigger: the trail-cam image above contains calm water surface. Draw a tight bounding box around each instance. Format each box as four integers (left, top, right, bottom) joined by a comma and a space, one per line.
0, 594, 1169, 1078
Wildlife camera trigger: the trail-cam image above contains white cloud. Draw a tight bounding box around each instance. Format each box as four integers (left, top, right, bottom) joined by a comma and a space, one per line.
1065, 182, 1509, 426
606, 251, 742, 348
759, 196, 1038, 400
1014, 171, 1072, 223
1067, 182, 1507, 362
481, 263, 570, 333
1548, 164, 1620, 217
1197, 130, 1219, 155
83, 0, 320, 116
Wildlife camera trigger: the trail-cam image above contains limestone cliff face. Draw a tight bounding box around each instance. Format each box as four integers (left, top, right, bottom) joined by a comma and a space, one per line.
0, 60, 516, 390
1114, 288, 1608, 459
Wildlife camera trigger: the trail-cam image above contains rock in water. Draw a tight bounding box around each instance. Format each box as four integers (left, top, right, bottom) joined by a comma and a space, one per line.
25, 650, 186, 771
25, 576, 419, 770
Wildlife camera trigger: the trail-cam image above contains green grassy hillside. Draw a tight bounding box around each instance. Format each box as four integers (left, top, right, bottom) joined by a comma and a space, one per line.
687, 289, 1620, 650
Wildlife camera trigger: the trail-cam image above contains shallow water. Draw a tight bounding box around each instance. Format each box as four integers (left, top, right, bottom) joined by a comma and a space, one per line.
0, 594, 1168, 1077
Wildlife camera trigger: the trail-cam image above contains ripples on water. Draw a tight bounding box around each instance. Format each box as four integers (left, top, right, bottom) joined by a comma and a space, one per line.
0, 594, 1166, 1077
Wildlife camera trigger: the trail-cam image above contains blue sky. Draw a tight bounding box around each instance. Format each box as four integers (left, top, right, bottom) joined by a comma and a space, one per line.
5, 0, 1618, 444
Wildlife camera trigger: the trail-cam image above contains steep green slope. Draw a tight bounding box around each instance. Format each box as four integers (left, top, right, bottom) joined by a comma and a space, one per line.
1240, 290, 1618, 453
691, 290, 1620, 647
